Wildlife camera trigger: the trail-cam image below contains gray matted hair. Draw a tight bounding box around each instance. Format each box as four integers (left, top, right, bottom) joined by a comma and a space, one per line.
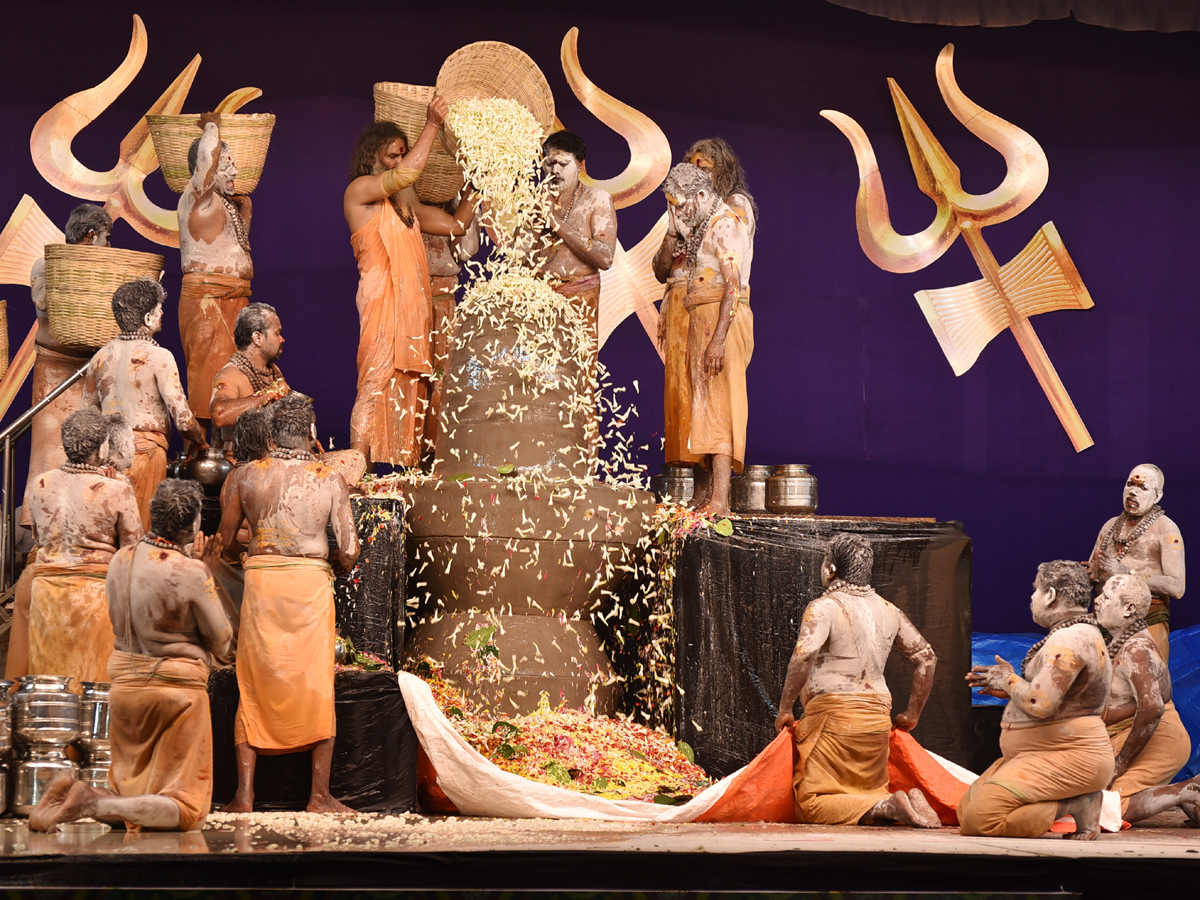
1035, 560, 1092, 610
662, 162, 714, 200
826, 533, 874, 586
64, 204, 112, 245
232, 408, 273, 463
149, 480, 205, 543
270, 394, 314, 450
61, 408, 110, 463
111, 279, 165, 333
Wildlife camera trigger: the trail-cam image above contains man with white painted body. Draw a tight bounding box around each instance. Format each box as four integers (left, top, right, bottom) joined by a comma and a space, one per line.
217, 396, 359, 813
178, 112, 254, 440
1094, 574, 1198, 824
1088, 464, 1184, 662
961, 560, 1113, 840
30, 480, 234, 832
776, 533, 940, 828
83, 279, 207, 529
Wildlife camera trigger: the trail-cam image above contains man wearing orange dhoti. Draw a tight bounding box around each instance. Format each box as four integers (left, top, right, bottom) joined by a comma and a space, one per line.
962, 560, 1114, 840
343, 98, 477, 468
217, 396, 360, 812
1094, 574, 1199, 823
659, 164, 753, 515
776, 533, 940, 828
84, 280, 207, 530
178, 112, 255, 438
29, 480, 234, 833
26, 409, 142, 689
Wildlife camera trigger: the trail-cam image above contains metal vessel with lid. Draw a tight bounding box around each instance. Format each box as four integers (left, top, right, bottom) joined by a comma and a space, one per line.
766, 464, 818, 515
10, 675, 79, 816
650, 464, 695, 504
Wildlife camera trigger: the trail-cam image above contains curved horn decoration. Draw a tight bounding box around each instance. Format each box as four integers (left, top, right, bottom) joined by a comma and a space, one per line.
31, 14, 149, 196
821, 109, 958, 274
561, 27, 671, 210
935, 43, 1048, 224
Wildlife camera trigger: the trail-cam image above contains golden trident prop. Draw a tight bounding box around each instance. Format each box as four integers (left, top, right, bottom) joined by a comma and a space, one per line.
823, 44, 1094, 452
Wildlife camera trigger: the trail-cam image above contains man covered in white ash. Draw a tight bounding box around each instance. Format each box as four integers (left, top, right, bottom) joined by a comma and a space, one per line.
30, 480, 234, 832
776, 532, 939, 827
961, 560, 1112, 840
216, 394, 359, 813
1088, 464, 1183, 662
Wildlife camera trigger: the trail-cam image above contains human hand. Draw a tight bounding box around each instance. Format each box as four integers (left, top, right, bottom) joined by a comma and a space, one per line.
703, 338, 726, 377
261, 378, 290, 404
194, 530, 226, 572
966, 655, 1016, 695
775, 710, 795, 733
199, 111, 221, 130
1096, 553, 1127, 576
427, 95, 448, 127
183, 439, 208, 463
892, 710, 919, 732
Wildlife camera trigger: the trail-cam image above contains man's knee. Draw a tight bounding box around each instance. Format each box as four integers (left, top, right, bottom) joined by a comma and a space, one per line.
957, 781, 1020, 837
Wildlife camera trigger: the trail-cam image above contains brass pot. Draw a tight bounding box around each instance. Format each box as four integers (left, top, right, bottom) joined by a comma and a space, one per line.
766, 464, 818, 515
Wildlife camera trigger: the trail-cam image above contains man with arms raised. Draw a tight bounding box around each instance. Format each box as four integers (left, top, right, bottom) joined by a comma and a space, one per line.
83, 279, 207, 529
344, 99, 477, 468
537, 131, 616, 330
209, 303, 289, 453
178, 112, 254, 440
217, 395, 359, 812
1088, 464, 1183, 661
29, 480, 233, 832
776, 533, 939, 828
961, 560, 1113, 840
658, 163, 753, 515
26, 409, 142, 688
1095, 573, 1197, 824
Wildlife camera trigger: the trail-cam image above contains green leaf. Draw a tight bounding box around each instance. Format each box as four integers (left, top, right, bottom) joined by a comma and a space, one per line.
541, 761, 571, 783
415, 660, 432, 678
653, 794, 679, 805
497, 463, 515, 476
445, 706, 465, 719
713, 518, 734, 537
628, 749, 648, 762
677, 741, 695, 764
497, 743, 517, 759
465, 625, 497, 651
592, 776, 610, 791
492, 720, 522, 737
449, 473, 472, 482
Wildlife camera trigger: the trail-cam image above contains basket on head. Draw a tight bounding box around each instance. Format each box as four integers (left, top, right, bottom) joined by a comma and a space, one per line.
373, 83, 466, 205
44, 245, 165, 350
145, 113, 276, 194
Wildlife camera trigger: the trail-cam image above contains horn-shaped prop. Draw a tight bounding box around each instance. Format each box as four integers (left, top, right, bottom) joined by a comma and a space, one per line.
0, 195, 64, 287
561, 27, 671, 210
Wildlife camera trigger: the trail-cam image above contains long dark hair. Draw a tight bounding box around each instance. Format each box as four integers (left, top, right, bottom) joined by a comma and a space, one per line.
686, 137, 759, 231
349, 121, 410, 180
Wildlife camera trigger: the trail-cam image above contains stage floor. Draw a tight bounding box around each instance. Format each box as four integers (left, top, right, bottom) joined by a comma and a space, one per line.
0, 809, 1195, 898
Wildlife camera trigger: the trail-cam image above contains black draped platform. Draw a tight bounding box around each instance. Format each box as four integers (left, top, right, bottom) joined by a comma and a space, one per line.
674, 516, 972, 777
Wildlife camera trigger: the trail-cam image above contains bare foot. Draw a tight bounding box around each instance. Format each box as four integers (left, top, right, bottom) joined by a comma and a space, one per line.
906, 788, 941, 828
220, 795, 254, 814
1060, 791, 1103, 840
1179, 784, 1200, 827
29, 775, 76, 832
704, 499, 731, 517
863, 790, 939, 828
306, 794, 354, 815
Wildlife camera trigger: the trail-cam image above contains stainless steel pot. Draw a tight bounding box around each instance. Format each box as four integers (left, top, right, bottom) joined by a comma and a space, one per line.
0, 678, 14, 756
766, 464, 818, 515
651, 464, 695, 504
732, 465, 773, 514
13, 675, 79, 747
78, 764, 110, 793
10, 747, 76, 816
76, 682, 111, 762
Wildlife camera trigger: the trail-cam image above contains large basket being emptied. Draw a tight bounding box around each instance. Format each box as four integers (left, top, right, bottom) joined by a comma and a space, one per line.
145, 113, 276, 194
44, 245, 165, 350
373, 83, 466, 206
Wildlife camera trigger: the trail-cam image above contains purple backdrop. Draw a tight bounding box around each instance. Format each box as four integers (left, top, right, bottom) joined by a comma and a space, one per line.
3, 2, 1199, 633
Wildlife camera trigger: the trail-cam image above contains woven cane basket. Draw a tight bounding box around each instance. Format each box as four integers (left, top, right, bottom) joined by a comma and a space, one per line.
145, 113, 276, 194
373, 83, 467, 205
44, 245, 165, 350
436, 41, 555, 134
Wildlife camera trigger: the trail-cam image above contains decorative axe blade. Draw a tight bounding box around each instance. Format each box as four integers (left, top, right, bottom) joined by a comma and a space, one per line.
598, 212, 670, 357
0, 196, 64, 287
915, 222, 1093, 375
561, 27, 672, 210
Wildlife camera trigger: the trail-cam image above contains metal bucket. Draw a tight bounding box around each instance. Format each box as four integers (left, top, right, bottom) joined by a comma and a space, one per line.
13, 675, 79, 747
76, 682, 111, 762
766, 464, 818, 515
10, 747, 76, 816
732, 465, 773, 514
0, 678, 15, 756
651, 464, 695, 504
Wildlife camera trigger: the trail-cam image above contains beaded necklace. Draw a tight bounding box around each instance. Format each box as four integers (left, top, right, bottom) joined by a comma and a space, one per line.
142, 533, 184, 554
230, 350, 282, 393
828, 579, 873, 597
117, 331, 158, 345
219, 195, 251, 252
1107, 618, 1150, 660
545, 182, 581, 271
58, 462, 106, 476
1021, 613, 1097, 677
684, 199, 721, 270
271, 448, 316, 462
1108, 505, 1164, 560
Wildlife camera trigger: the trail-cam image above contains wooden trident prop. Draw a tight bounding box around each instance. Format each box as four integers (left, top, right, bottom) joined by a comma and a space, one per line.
823, 44, 1094, 452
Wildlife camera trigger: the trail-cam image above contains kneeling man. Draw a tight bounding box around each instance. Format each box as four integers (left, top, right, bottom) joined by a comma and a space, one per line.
961, 560, 1113, 840
776, 533, 939, 827
30, 480, 233, 832
217, 395, 360, 812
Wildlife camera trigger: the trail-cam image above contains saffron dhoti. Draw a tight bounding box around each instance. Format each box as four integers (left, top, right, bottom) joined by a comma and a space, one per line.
126, 430, 169, 531
28, 563, 112, 690
234, 555, 336, 751
107, 650, 213, 831
1109, 701, 1191, 813
178, 273, 252, 421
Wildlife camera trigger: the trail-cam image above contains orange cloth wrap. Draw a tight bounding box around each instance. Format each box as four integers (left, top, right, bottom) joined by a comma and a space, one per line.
28, 563, 113, 691
126, 430, 170, 531
21, 345, 90, 526
178, 273, 252, 421
684, 282, 753, 473
4, 551, 38, 680
1109, 702, 1191, 813
349, 203, 434, 466
957, 716, 1114, 837
791, 692, 893, 825
107, 650, 213, 831
234, 555, 336, 751
660, 278, 696, 465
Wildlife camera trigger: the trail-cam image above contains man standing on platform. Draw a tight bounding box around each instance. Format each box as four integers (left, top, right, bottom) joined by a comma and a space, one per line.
178, 112, 254, 443
83, 279, 208, 529
29, 480, 233, 833
775, 533, 940, 828
658, 164, 753, 516
217, 395, 359, 813
209, 303, 289, 453
26, 409, 142, 688
343, 99, 477, 469
961, 560, 1113, 840
1088, 464, 1183, 662
537, 131, 616, 330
